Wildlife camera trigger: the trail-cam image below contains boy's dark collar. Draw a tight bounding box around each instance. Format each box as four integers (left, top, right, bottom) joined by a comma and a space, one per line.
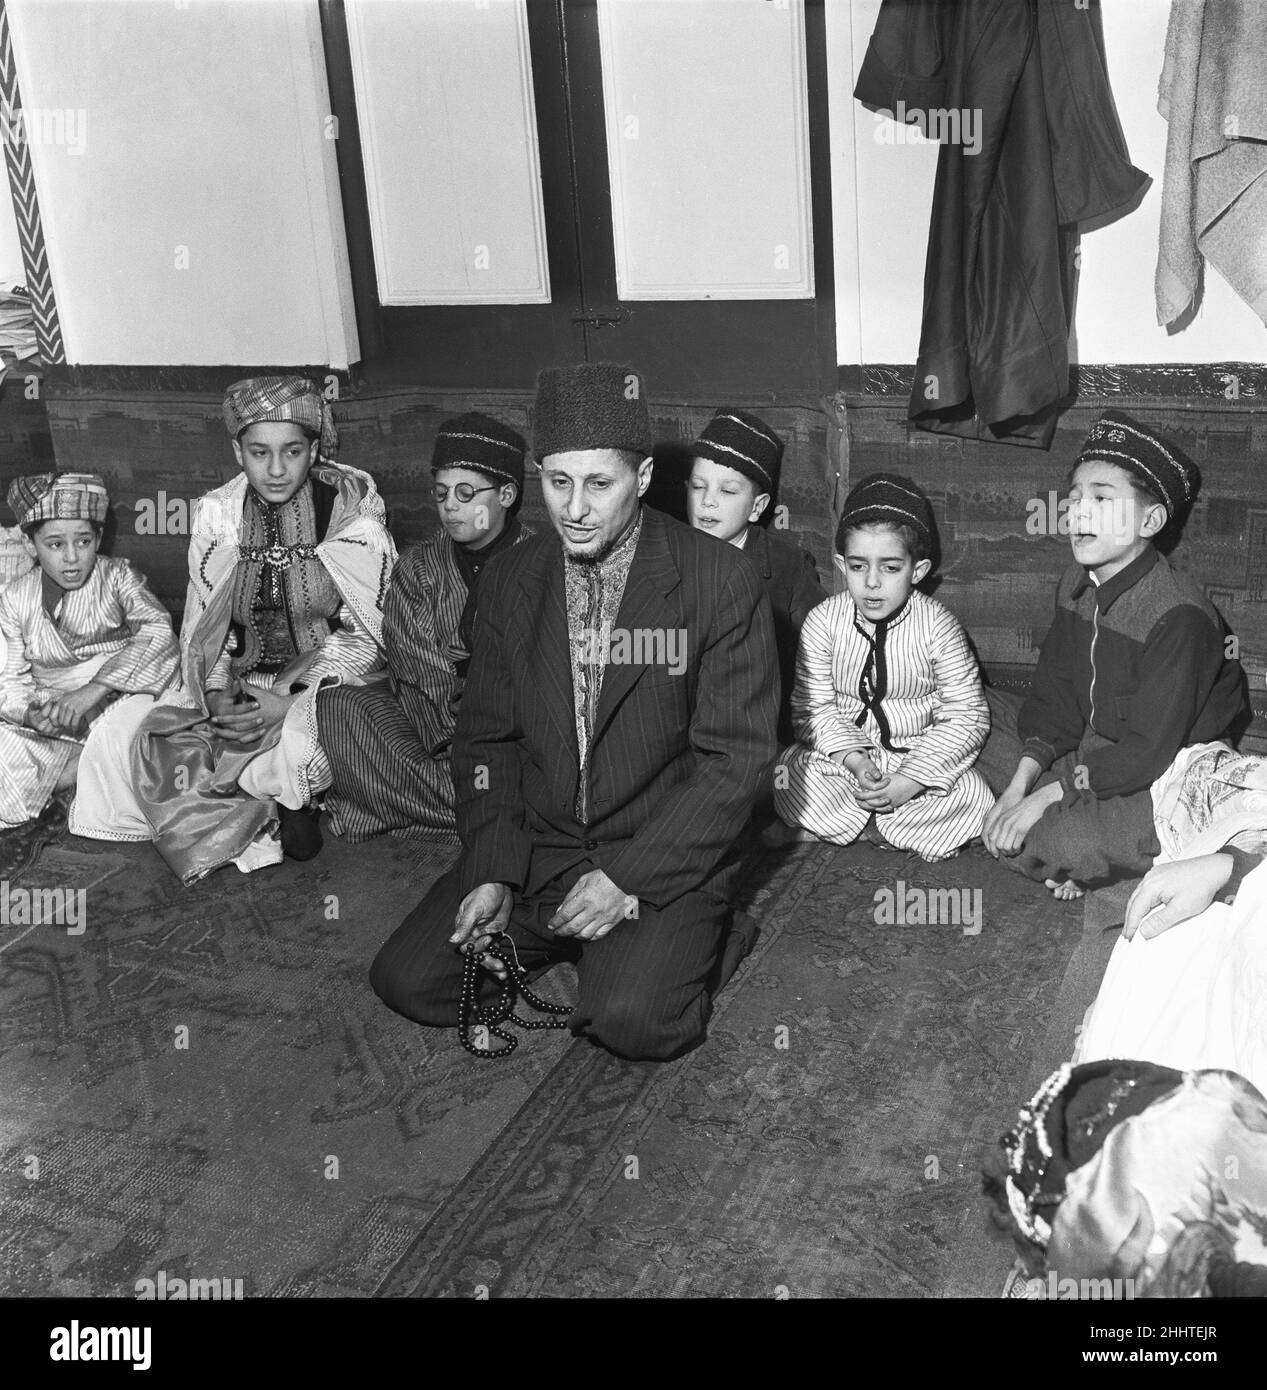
1071, 545, 1158, 611
451, 515, 519, 578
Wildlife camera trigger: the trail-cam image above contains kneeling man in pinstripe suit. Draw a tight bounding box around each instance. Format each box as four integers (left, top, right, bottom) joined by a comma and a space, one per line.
370, 362, 779, 1061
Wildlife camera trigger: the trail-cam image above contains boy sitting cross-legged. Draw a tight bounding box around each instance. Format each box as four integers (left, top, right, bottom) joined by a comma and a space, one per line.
771, 474, 992, 861
317, 412, 533, 842
978, 411, 1251, 898
0, 472, 178, 829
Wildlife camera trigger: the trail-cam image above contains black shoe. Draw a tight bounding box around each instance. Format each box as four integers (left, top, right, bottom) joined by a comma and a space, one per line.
704, 908, 761, 997
278, 804, 323, 861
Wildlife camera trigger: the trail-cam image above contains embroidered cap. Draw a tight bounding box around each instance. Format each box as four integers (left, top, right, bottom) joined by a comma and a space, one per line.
223, 375, 338, 458
432, 412, 526, 489
532, 361, 652, 462
995, 1061, 1181, 1251
835, 472, 936, 557
8, 471, 109, 527
1075, 410, 1197, 519
692, 409, 782, 492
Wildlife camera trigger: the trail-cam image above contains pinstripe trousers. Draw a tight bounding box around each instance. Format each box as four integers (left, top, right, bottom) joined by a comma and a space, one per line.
370, 846, 753, 1061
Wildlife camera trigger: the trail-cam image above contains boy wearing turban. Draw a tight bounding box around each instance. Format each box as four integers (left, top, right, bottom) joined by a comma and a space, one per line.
370, 362, 779, 1061
71, 377, 397, 881
317, 412, 533, 841
1, 473, 178, 829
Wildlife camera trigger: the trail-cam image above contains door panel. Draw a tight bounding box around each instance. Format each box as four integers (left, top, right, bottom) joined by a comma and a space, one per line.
345, 0, 551, 306
323, 0, 833, 397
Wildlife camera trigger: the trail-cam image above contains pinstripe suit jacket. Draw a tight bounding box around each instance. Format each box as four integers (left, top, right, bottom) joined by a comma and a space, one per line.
453, 506, 778, 908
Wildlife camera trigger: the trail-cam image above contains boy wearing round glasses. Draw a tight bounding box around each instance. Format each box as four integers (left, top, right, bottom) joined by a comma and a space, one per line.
318, 412, 532, 841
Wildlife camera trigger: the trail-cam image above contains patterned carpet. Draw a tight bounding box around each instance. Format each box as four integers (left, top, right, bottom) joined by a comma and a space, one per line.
0, 815, 1082, 1298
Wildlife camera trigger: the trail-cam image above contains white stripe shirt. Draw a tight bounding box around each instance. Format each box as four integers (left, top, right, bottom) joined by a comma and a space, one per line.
791, 588, 988, 793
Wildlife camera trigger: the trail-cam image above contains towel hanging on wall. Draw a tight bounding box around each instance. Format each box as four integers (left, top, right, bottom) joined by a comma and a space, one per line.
1155, 0, 1267, 331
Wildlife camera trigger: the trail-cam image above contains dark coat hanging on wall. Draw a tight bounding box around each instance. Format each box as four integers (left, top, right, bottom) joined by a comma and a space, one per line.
855, 0, 1149, 448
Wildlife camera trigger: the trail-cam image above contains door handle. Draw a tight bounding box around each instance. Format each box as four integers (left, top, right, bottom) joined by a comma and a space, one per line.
570, 311, 627, 328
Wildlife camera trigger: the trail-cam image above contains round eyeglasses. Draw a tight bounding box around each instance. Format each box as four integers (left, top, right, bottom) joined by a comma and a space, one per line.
432, 482, 500, 504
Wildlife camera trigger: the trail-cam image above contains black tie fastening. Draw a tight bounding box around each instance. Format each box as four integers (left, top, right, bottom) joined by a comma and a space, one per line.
853, 613, 910, 754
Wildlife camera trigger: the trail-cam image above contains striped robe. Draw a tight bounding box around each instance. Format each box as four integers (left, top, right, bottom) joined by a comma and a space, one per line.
70, 466, 395, 881
773, 589, 992, 860
319, 523, 532, 841
0, 558, 178, 828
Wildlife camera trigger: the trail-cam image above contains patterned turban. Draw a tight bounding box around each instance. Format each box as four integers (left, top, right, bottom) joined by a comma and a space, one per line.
222, 376, 338, 458
7, 471, 110, 527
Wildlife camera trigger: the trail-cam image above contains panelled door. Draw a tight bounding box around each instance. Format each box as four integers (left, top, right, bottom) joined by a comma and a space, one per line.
323, 0, 833, 398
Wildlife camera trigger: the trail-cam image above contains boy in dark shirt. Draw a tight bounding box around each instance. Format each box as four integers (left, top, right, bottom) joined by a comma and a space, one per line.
979, 411, 1249, 895
686, 408, 824, 743
318, 413, 531, 842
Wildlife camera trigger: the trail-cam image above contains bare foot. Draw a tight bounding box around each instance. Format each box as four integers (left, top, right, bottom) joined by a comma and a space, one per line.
1044, 877, 1084, 901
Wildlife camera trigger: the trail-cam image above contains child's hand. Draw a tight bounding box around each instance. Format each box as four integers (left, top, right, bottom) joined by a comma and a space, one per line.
986, 788, 1055, 857
869, 772, 924, 813
828, 750, 882, 783
842, 753, 892, 809
208, 681, 295, 746
983, 786, 1025, 858
205, 681, 244, 720
206, 679, 265, 744
24, 699, 63, 737
43, 682, 109, 735
206, 683, 243, 721
243, 683, 297, 739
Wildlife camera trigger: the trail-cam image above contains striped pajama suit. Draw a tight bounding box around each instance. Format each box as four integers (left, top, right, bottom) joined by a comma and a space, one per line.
773, 589, 992, 860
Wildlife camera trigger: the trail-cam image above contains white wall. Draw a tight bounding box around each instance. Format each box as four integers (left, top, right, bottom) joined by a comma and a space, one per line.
6, 0, 358, 367
829, 0, 1267, 366
7, 0, 1259, 372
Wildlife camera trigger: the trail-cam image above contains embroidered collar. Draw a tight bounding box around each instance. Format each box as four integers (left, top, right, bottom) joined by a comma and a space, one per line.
562, 507, 643, 579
